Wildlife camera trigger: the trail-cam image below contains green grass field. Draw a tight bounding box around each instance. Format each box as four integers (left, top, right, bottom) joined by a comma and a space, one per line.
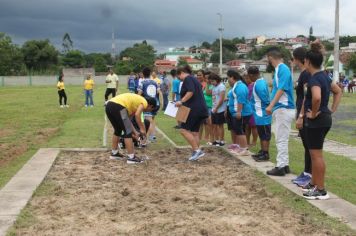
1, 84, 356, 234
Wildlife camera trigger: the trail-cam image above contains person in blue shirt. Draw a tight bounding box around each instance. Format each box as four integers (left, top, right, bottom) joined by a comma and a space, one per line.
138, 67, 160, 142
226, 70, 252, 156
171, 69, 182, 102
247, 66, 272, 162
302, 41, 342, 200
127, 72, 136, 93
265, 48, 296, 176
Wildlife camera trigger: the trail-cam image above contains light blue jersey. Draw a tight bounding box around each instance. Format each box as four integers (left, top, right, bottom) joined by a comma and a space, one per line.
270, 63, 295, 111
251, 78, 272, 125
229, 81, 252, 117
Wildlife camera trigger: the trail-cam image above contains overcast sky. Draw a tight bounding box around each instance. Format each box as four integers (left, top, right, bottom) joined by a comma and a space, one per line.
1, 0, 355, 53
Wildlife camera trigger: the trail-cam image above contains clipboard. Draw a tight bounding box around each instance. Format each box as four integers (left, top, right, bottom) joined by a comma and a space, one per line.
176, 105, 190, 123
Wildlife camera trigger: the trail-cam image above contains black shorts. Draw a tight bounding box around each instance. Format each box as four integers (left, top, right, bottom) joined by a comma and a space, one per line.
232, 115, 251, 135
226, 110, 233, 130
181, 113, 206, 133
211, 112, 225, 125
105, 102, 133, 138
256, 125, 272, 141
305, 127, 330, 149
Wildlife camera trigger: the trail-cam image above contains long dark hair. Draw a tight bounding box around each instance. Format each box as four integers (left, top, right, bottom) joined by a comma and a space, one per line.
227, 70, 247, 85
293, 47, 307, 65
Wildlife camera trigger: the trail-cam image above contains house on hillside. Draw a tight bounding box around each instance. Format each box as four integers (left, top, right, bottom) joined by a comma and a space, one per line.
226, 60, 246, 71
341, 43, 356, 53
249, 58, 268, 72
165, 50, 192, 62
256, 35, 267, 45
154, 60, 176, 73
185, 58, 204, 71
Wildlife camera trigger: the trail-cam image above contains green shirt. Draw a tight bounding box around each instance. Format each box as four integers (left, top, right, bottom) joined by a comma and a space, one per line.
203, 84, 213, 108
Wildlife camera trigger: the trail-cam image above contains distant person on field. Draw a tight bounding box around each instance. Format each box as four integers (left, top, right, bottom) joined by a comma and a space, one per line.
171, 69, 182, 129
160, 71, 171, 111
248, 66, 272, 162
106, 93, 156, 164
127, 72, 136, 93
57, 74, 68, 108
105, 69, 119, 101
175, 65, 208, 161
266, 48, 295, 176
84, 74, 95, 107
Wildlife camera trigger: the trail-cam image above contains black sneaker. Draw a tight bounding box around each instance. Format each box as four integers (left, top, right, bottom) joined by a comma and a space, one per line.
254, 153, 270, 162
301, 183, 315, 192
303, 188, 330, 200
266, 167, 286, 176
212, 141, 220, 147
174, 125, 181, 129
284, 165, 291, 174
219, 141, 225, 146
127, 155, 143, 164
109, 152, 125, 160
252, 150, 263, 158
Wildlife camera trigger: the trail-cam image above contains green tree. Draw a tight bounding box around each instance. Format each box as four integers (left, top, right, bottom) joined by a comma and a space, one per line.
21, 39, 59, 71
322, 40, 334, 51
118, 40, 156, 73
115, 60, 133, 75
62, 33, 73, 53
177, 58, 188, 67
211, 38, 237, 53
346, 53, 356, 72
62, 50, 84, 68
340, 35, 356, 48
0, 32, 24, 75
201, 41, 211, 49
210, 49, 236, 63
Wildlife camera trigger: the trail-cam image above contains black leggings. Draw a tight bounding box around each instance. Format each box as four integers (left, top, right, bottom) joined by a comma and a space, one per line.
58, 90, 67, 105
299, 127, 312, 174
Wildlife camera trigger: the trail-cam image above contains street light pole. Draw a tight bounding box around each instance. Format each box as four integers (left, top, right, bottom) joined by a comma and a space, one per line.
333, 0, 340, 83
217, 13, 223, 76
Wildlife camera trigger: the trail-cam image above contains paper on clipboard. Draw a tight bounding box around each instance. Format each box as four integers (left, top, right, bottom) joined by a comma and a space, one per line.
164, 102, 178, 118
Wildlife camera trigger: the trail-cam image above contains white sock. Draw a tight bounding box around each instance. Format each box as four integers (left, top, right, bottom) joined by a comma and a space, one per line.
112, 149, 118, 155
128, 154, 134, 159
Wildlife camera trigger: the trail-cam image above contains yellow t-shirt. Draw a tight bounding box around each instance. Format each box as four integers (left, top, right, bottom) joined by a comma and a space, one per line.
110, 93, 148, 116
84, 79, 94, 90
152, 77, 161, 86
57, 81, 65, 90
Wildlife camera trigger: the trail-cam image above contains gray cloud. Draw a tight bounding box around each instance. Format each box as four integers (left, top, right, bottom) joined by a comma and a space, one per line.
0, 0, 354, 53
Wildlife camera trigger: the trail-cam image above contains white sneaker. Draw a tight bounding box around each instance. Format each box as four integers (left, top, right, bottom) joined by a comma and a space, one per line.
60, 105, 64, 108
189, 150, 205, 161
65, 105, 69, 108
235, 149, 251, 156
85, 105, 88, 107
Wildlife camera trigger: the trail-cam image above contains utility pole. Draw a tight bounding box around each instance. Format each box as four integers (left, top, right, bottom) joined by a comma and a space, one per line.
111, 27, 116, 62
217, 13, 223, 76
333, 0, 340, 83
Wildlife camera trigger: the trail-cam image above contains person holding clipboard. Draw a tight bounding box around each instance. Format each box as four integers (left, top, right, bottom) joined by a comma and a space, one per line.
175, 65, 208, 161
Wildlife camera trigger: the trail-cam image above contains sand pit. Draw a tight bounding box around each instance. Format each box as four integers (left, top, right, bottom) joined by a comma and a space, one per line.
13, 148, 341, 235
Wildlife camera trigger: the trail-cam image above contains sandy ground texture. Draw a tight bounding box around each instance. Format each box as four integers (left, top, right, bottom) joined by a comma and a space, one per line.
12, 148, 346, 236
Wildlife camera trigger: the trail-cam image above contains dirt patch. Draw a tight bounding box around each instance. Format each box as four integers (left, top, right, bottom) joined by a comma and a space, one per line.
0, 127, 59, 168
14, 148, 342, 235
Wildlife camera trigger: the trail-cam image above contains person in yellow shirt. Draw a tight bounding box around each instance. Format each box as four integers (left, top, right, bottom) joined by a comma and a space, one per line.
57, 74, 68, 108
84, 74, 95, 107
105, 93, 157, 163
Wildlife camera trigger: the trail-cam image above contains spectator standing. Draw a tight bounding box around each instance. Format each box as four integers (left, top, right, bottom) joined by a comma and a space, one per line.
160, 71, 171, 111
84, 74, 95, 107
127, 72, 136, 93
266, 49, 295, 176
105, 69, 119, 101
57, 74, 68, 108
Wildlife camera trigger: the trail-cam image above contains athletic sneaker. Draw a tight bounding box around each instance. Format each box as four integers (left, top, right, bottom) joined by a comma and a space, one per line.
266, 167, 285, 176
253, 153, 270, 162
206, 142, 213, 146
303, 187, 330, 200
65, 105, 69, 108
219, 141, 225, 146
234, 149, 250, 156
301, 183, 315, 192
212, 141, 220, 146
127, 156, 143, 164
252, 150, 263, 158
109, 152, 125, 160
227, 144, 239, 149
189, 150, 205, 161
293, 173, 312, 185
60, 105, 64, 108
284, 165, 291, 174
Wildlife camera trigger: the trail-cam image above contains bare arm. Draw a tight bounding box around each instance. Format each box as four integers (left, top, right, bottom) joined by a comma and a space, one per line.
330, 82, 342, 113
266, 89, 284, 114
134, 104, 146, 134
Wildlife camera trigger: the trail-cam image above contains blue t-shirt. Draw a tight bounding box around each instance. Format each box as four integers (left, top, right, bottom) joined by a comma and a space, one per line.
180, 75, 208, 115
138, 78, 160, 106
251, 78, 272, 125
304, 71, 332, 114
229, 81, 252, 117
212, 83, 227, 113
270, 63, 295, 111
127, 76, 136, 91
172, 78, 181, 101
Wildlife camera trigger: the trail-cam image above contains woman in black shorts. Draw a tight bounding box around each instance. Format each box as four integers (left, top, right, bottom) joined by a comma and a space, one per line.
302, 41, 342, 200
175, 65, 208, 161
